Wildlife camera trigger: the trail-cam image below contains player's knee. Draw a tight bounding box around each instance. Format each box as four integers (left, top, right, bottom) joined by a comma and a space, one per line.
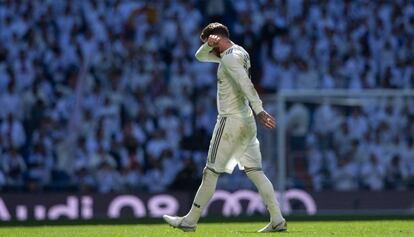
203, 167, 220, 178
244, 167, 263, 178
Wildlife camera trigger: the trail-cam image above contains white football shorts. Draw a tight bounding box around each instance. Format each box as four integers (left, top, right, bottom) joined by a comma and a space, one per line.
206, 115, 262, 174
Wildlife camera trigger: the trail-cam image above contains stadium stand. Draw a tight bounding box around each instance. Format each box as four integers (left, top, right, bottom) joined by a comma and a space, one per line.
0, 0, 413, 192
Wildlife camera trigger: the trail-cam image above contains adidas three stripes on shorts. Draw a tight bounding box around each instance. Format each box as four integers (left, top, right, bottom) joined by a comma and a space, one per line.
206, 115, 262, 174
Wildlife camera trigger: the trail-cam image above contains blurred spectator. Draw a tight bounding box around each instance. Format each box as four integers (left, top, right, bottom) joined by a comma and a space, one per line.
332, 156, 359, 191
75, 167, 96, 192
360, 153, 385, 190
26, 143, 54, 190
0, 113, 26, 149
306, 143, 324, 191
95, 161, 122, 193
385, 155, 409, 190
90, 145, 117, 170
1, 147, 26, 188
0, 170, 5, 189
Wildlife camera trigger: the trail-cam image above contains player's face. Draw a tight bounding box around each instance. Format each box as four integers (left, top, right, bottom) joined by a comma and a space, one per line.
201, 34, 220, 56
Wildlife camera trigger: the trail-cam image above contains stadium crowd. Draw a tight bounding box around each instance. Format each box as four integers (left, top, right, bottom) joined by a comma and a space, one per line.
0, 0, 413, 192
304, 98, 414, 191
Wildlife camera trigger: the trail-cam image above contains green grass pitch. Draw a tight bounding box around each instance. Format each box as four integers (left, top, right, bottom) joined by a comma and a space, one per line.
0, 220, 413, 237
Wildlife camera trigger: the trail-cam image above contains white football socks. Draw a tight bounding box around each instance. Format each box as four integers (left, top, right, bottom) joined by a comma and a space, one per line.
184, 168, 219, 225
246, 169, 285, 225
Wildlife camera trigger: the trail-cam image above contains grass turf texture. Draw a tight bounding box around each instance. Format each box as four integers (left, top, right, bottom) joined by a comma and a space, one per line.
0, 220, 413, 237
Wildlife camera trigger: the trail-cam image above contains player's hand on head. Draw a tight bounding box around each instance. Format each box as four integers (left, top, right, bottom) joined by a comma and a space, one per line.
257, 111, 276, 129
207, 35, 221, 47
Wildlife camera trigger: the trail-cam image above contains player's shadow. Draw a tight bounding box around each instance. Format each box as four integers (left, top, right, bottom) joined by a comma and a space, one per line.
237, 230, 295, 234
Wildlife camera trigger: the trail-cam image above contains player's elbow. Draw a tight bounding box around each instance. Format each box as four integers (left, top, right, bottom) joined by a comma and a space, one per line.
195, 52, 206, 62
195, 53, 202, 61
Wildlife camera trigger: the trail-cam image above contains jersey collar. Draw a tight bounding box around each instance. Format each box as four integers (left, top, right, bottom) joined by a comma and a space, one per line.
220, 43, 235, 57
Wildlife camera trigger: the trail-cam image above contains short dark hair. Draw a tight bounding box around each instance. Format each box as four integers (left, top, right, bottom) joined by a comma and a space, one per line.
200, 22, 229, 42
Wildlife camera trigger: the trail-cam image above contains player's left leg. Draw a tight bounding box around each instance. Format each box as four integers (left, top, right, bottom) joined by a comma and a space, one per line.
164, 116, 248, 232
179, 116, 237, 227
240, 138, 286, 232
163, 167, 219, 232
184, 167, 220, 224
163, 167, 219, 231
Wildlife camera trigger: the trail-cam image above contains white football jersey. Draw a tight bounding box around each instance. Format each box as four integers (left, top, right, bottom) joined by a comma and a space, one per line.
195, 42, 264, 117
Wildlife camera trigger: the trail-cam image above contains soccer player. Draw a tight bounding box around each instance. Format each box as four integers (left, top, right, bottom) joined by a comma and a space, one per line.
163, 22, 287, 233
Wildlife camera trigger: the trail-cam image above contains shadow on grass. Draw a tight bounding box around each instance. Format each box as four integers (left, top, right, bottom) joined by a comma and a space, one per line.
0, 215, 413, 227
237, 230, 294, 234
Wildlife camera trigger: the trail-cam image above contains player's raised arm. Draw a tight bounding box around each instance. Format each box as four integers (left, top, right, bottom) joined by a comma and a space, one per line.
221, 53, 276, 129
195, 39, 220, 63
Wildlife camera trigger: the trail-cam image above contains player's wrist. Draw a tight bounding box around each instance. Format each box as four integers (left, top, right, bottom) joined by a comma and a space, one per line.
204, 42, 214, 49
254, 107, 264, 116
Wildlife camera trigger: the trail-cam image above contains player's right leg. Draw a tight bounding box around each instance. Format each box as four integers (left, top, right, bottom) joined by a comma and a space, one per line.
244, 167, 287, 232
240, 138, 286, 232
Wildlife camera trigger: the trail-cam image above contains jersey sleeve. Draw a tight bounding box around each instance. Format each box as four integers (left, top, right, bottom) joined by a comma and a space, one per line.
194, 42, 221, 63
221, 52, 264, 115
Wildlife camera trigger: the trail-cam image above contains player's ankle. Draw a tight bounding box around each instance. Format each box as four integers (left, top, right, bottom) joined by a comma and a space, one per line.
182, 217, 197, 227
271, 217, 285, 225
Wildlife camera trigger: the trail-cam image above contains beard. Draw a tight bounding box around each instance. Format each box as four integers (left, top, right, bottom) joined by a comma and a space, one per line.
210, 47, 221, 58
